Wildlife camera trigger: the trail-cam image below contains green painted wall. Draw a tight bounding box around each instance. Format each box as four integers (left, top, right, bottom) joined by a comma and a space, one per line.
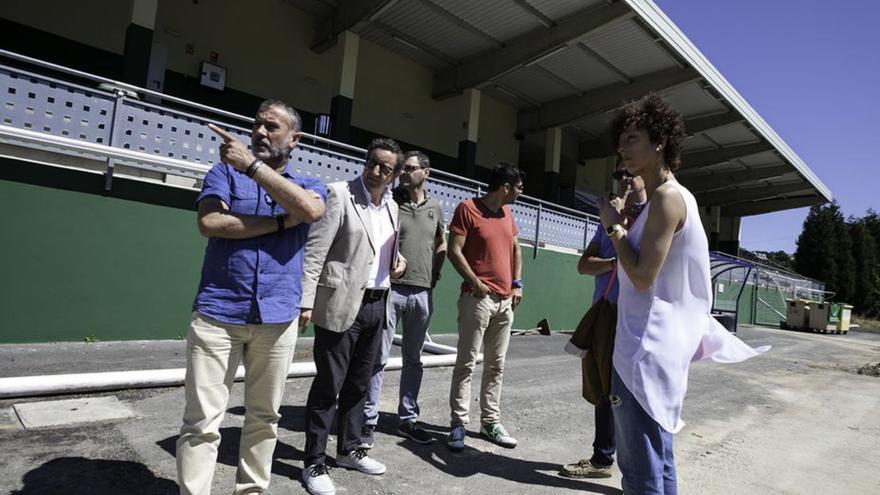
428, 247, 597, 335
0, 178, 206, 343
0, 175, 600, 343
3, 172, 772, 343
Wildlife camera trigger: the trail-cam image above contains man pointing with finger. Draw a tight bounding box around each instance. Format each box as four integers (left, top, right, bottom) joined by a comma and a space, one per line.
176, 100, 326, 495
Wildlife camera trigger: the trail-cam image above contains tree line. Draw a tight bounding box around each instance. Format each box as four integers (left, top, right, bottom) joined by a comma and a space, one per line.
794, 202, 880, 317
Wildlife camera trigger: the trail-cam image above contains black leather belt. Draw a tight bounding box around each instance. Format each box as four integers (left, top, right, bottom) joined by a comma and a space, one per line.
362, 288, 388, 302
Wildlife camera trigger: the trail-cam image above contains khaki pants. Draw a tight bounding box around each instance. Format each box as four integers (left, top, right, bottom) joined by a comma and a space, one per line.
449, 293, 514, 426
176, 312, 297, 495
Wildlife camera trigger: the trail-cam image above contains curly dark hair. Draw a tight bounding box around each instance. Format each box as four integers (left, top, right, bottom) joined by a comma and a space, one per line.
608, 93, 686, 172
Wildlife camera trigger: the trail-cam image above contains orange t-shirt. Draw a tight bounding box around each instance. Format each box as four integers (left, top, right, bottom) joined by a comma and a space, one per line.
449, 199, 518, 298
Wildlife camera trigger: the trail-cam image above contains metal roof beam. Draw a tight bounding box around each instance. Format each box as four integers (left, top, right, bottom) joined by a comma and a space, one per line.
578, 111, 743, 160
720, 195, 825, 217
372, 20, 458, 65
432, 1, 633, 99
517, 67, 699, 134
695, 182, 813, 207
413, 0, 502, 48
311, 0, 400, 53
678, 164, 791, 192
511, 0, 555, 28
680, 141, 774, 170
686, 111, 744, 134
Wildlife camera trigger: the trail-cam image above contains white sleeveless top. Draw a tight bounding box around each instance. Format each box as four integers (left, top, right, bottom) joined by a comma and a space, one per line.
614, 180, 769, 433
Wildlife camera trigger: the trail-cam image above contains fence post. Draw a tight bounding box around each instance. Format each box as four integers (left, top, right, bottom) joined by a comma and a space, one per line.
582, 219, 590, 251
104, 90, 125, 191
533, 203, 542, 259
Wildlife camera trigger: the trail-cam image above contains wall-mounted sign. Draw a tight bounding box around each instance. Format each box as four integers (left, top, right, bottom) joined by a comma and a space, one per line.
200, 62, 225, 91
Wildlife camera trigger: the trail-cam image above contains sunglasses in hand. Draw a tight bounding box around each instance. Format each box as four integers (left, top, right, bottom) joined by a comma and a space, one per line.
611, 170, 634, 180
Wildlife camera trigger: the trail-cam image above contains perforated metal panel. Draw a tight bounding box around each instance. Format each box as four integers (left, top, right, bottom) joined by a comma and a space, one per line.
1, 67, 114, 144
292, 144, 364, 184
425, 177, 479, 226
0, 59, 599, 252
113, 100, 249, 164
540, 209, 595, 250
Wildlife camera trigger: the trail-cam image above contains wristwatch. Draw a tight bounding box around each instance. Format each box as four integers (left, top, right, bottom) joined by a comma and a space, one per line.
605, 224, 624, 239
512, 278, 523, 289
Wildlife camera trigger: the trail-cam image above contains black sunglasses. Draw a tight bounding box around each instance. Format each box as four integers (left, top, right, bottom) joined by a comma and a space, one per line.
612, 170, 633, 180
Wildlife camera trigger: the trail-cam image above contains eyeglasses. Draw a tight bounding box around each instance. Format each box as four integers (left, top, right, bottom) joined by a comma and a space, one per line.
611, 170, 633, 181
402, 165, 426, 174
365, 158, 396, 177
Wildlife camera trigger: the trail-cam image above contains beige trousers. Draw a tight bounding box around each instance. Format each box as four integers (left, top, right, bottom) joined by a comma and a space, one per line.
449, 293, 514, 427
176, 312, 297, 495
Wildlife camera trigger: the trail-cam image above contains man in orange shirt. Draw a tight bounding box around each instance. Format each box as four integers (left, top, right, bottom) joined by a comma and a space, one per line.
445, 162, 525, 451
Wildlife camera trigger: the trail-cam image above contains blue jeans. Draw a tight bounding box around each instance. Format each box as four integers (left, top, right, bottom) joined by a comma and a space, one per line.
611, 369, 677, 495
591, 396, 615, 467
364, 285, 433, 425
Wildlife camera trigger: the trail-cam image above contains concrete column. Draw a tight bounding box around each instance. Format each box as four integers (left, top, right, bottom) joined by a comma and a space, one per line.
717, 215, 742, 255
330, 31, 359, 142
123, 0, 158, 86
544, 127, 562, 202
699, 205, 722, 250
458, 88, 480, 177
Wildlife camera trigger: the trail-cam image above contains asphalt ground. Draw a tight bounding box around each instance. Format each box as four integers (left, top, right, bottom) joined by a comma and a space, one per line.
1, 325, 879, 494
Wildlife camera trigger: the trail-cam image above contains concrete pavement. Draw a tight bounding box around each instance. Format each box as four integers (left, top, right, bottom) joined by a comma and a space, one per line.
1, 325, 879, 494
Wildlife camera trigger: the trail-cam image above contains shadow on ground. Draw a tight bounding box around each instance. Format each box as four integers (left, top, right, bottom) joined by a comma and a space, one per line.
11, 457, 178, 494
156, 405, 310, 484
388, 420, 622, 495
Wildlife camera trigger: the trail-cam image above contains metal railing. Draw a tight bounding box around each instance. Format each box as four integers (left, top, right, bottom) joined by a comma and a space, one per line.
0, 49, 599, 252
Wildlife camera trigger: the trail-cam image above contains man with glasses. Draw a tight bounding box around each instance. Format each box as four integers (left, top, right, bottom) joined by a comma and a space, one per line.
559, 159, 646, 479
446, 162, 525, 451
361, 150, 447, 448
299, 138, 407, 495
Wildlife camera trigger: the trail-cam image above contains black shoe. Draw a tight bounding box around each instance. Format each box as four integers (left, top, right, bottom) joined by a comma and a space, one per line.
359, 424, 376, 449
397, 421, 435, 444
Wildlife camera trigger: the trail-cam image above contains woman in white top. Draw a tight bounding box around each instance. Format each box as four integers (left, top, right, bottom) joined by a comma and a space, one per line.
599, 94, 768, 494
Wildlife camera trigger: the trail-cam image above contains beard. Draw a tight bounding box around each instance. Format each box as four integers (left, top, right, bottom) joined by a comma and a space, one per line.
252, 139, 292, 164
400, 175, 426, 189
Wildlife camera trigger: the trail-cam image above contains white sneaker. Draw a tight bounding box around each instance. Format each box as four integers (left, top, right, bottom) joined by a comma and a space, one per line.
303, 464, 335, 495
336, 448, 387, 475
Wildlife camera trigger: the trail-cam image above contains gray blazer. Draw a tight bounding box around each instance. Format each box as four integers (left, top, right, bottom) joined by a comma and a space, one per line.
301, 178, 400, 333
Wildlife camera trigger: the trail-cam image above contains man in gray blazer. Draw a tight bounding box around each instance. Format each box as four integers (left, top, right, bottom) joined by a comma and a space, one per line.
299, 137, 406, 495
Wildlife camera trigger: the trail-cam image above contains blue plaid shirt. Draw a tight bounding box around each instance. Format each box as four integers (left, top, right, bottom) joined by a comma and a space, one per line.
192, 161, 326, 324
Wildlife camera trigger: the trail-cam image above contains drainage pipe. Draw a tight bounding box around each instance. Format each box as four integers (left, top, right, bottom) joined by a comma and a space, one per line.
0, 345, 478, 399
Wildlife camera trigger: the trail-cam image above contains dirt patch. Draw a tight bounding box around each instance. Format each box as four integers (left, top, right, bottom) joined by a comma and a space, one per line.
857, 362, 880, 377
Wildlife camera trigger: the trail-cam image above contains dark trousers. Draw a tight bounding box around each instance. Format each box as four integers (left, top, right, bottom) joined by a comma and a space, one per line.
304, 295, 386, 467
592, 396, 616, 467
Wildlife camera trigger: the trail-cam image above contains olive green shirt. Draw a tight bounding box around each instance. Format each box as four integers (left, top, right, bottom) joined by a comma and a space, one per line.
392, 186, 445, 288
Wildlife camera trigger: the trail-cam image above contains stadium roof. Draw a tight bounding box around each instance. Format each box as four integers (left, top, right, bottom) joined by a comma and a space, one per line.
292, 0, 832, 216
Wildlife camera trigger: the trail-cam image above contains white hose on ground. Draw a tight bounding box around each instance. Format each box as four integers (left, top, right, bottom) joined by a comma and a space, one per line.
0, 342, 479, 399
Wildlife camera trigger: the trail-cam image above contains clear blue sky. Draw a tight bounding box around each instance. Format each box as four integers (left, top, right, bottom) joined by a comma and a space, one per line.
654, 0, 879, 254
